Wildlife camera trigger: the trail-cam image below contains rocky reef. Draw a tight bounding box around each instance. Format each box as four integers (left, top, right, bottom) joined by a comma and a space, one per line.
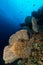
3, 6, 43, 65
3, 30, 43, 65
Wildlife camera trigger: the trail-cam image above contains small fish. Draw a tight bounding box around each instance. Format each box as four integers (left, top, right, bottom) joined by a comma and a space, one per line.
33, 4, 35, 7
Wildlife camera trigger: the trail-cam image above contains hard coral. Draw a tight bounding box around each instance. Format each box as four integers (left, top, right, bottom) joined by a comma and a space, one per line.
9, 30, 30, 46
3, 46, 17, 64
10, 40, 31, 58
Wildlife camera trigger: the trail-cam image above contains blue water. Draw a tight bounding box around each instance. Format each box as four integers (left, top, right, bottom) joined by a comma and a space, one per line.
0, 0, 43, 65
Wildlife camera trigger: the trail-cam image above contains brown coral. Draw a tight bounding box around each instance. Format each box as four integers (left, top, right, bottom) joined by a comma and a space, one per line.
9, 30, 30, 46
10, 40, 31, 58
3, 30, 30, 64
3, 46, 17, 64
